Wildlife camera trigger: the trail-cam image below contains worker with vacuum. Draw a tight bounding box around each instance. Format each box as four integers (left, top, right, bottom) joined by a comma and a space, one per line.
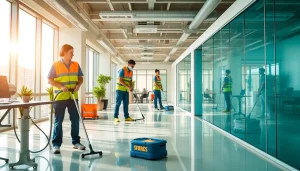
153, 69, 164, 111
114, 59, 136, 122
48, 44, 86, 154
222, 69, 232, 113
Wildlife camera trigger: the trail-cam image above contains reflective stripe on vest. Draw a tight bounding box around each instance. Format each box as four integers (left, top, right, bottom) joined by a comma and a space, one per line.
116, 66, 133, 92
153, 76, 162, 90
53, 61, 79, 100
223, 76, 232, 92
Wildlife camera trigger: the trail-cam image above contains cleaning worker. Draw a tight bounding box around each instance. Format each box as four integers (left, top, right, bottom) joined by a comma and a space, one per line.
48, 44, 86, 154
222, 69, 232, 113
114, 59, 136, 122
153, 69, 164, 111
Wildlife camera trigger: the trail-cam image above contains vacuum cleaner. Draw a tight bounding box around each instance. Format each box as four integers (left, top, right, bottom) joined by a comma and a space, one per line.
13, 89, 102, 159
161, 91, 174, 111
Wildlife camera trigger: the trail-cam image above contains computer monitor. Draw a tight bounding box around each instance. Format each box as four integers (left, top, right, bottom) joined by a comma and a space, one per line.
0, 76, 11, 98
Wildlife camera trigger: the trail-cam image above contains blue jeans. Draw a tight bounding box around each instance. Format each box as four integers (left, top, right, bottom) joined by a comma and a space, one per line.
224, 92, 232, 111
52, 99, 80, 147
154, 90, 164, 109
114, 90, 129, 118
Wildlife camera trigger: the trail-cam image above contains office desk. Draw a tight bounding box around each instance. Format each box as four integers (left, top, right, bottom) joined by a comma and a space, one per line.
0, 101, 54, 169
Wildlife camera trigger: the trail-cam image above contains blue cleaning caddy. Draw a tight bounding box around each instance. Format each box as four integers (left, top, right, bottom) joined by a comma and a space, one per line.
130, 138, 167, 160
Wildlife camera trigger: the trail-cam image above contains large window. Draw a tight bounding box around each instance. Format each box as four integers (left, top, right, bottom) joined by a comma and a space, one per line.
85, 47, 100, 103
0, 3, 58, 126
0, 0, 11, 124
132, 69, 168, 101
0, 0, 11, 77
41, 23, 54, 92
18, 9, 36, 89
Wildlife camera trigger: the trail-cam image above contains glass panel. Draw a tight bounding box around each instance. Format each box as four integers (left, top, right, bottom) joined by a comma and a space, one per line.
88, 49, 93, 92
177, 55, 191, 112
244, 0, 266, 150
0, 0, 10, 77
0, 1, 11, 124
137, 70, 147, 74
18, 9, 36, 90
41, 23, 54, 93
275, 0, 300, 169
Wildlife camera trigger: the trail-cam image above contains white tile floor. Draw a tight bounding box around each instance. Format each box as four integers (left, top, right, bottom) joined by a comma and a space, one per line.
0, 104, 286, 171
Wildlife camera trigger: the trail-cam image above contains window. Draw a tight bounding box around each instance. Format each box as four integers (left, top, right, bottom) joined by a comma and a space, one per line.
85, 46, 99, 103
41, 22, 54, 92
18, 9, 36, 89
0, 0, 11, 77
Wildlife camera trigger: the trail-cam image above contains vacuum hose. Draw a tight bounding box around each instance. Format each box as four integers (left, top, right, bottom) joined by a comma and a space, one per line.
13, 90, 62, 153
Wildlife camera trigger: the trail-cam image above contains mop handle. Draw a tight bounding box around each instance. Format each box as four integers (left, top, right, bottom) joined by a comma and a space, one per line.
69, 89, 92, 145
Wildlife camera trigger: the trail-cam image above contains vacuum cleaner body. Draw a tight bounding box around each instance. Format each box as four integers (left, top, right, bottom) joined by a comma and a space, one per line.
165, 105, 174, 111
130, 138, 167, 160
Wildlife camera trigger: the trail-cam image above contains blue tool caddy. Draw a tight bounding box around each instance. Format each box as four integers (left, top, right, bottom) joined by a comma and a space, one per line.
130, 138, 167, 160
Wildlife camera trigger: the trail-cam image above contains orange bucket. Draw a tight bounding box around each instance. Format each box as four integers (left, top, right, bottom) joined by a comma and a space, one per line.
81, 104, 98, 119
151, 93, 155, 101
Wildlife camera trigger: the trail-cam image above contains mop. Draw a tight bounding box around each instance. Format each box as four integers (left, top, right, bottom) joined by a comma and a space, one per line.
70, 90, 102, 158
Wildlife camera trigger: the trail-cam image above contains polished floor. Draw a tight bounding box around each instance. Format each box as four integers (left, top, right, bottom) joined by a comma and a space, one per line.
0, 104, 287, 171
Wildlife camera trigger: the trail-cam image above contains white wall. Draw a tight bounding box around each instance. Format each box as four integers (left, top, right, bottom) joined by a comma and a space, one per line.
134, 63, 174, 103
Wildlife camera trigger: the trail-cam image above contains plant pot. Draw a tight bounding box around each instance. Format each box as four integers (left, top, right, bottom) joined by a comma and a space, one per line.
97, 101, 104, 111
101, 99, 108, 110
17, 118, 32, 129
22, 96, 31, 103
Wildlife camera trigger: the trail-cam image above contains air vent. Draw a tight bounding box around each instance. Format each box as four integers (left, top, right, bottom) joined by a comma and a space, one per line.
134, 25, 157, 33
100, 14, 133, 19
137, 21, 161, 25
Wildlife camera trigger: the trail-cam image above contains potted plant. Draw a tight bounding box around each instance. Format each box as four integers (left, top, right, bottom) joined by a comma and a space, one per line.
17, 86, 33, 128
92, 86, 105, 111
96, 74, 112, 110
18, 86, 33, 103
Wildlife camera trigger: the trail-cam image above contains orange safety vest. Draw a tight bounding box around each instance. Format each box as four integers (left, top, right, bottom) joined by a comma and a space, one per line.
116, 66, 133, 92
53, 61, 79, 100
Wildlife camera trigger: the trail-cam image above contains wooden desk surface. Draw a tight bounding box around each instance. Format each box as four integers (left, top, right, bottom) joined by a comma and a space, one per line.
0, 101, 55, 110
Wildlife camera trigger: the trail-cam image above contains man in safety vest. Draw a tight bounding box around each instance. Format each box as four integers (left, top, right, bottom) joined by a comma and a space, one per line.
222, 69, 232, 113
48, 44, 86, 154
114, 59, 136, 122
153, 69, 164, 111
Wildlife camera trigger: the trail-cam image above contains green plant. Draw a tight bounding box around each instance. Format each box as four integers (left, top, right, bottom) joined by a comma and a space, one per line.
96, 74, 112, 99
92, 86, 105, 101
18, 86, 33, 98
18, 86, 33, 117
46, 86, 54, 112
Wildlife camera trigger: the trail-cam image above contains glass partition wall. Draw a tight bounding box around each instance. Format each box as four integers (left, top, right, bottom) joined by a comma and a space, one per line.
194, 0, 300, 169
177, 55, 191, 112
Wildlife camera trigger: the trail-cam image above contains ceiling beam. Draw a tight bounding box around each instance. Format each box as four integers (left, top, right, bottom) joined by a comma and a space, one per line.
167, 3, 171, 10
107, 33, 198, 40
128, 2, 132, 11
148, 0, 155, 10
106, 0, 114, 11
